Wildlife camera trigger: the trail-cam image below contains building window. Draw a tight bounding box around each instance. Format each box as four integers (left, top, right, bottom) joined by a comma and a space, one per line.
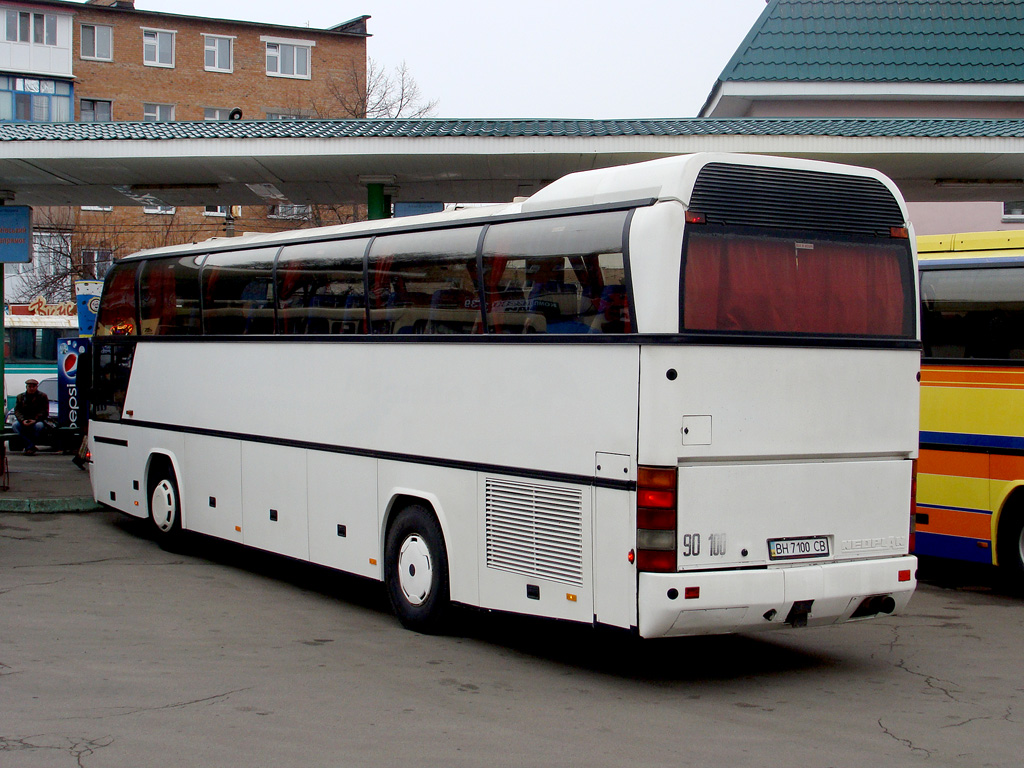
143, 103, 174, 121
143, 205, 176, 215
81, 249, 112, 279
204, 205, 230, 216
204, 35, 233, 72
80, 206, 113, 212
0, 76, 72, 122
81, 99, 112, 122
142, 28, 174, 67
81, 24, 112, 60
269, 204, 311, 220
204, 107, 234, 121
266, 111, 307, 120
6, 11, 56, 45
263, 37, 313, 79
1004, 202, 1024, 222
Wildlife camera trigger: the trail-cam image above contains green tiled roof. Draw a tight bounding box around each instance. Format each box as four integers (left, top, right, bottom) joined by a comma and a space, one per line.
3, 117, 1024, 141
719, 0, 1024, 84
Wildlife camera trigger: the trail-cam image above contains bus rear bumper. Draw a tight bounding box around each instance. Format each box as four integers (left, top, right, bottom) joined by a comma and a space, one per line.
637, 556, 917, 638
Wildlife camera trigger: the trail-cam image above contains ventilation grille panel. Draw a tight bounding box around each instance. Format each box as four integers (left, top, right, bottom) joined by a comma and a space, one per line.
485, 478, 584, 587
689, 162, 904, 236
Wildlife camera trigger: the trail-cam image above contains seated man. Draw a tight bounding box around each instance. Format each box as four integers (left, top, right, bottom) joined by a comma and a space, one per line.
13, 378, 49, 456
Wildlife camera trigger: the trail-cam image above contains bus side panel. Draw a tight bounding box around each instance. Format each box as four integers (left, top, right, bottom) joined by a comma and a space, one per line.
307, 452, 379, 580
914, 363, 1024, 565
377, 460, 479, 606
182, 434, 242, 543
594, 452, 637, 629
477, 472, 595, 623
241, 442, 309, 561
89, 431, 140, 516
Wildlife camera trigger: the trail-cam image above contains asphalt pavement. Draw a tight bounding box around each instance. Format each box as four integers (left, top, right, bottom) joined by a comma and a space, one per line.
0, 447, 98, 513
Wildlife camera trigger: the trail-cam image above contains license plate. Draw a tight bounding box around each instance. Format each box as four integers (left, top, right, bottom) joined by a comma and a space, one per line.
768, 536, 830, 561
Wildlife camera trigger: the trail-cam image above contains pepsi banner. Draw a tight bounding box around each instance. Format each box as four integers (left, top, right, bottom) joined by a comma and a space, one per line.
75, 280, 104, 337
57, 338, 90, 431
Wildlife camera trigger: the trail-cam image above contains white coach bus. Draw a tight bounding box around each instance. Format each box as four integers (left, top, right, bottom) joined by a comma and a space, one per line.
88, 153, 919, 638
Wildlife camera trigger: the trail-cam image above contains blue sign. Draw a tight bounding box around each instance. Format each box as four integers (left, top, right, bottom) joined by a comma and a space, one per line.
0, 206, 32, 263
57, 338, 90, 430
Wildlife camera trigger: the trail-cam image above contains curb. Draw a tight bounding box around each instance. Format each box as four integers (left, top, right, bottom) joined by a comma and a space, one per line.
0, 497, 101, 513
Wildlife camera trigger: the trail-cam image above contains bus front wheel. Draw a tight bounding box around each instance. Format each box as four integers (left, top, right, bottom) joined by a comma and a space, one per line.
384, 504, 450, 633
148, 460, 182, 549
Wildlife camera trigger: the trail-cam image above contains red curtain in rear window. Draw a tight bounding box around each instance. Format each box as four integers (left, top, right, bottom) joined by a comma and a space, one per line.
683, 233, 908, 335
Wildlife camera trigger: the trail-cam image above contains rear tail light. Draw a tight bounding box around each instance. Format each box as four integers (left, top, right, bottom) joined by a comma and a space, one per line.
636, 466, 677, 573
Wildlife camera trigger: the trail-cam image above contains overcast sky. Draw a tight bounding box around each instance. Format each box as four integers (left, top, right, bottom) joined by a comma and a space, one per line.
135, 0, 770, 118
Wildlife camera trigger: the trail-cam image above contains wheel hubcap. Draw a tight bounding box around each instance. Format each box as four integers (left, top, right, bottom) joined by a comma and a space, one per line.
397, 534, 433, 606
151, 479, 176, 533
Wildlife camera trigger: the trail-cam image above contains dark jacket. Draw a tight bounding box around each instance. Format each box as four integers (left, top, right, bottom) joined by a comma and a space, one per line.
15, 390, 49, 423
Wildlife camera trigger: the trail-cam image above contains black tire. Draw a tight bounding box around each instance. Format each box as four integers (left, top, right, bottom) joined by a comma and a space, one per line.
997, 508, 1024, 591
148, 459, 183, 549
384, 504, 450, 633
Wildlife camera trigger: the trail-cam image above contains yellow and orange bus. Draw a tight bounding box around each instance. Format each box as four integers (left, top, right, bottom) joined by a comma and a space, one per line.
917, 230, 1024, 583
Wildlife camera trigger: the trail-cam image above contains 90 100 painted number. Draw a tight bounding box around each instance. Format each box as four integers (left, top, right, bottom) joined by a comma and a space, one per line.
680, 532, 727, 557
681, 533, 700, 557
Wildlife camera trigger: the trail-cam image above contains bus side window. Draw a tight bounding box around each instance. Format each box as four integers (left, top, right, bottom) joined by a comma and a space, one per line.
202, 249, 277, 335
139, 256, 203, 336
276, 239, 367, 335
481, 211, 632, 334
368, 228, 483, 335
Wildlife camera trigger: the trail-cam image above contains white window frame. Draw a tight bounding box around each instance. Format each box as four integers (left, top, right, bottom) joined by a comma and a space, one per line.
81, 23, 112, 61
143, 103, 174, 122
204, 34, 233, 73
204, 205, 230, 217
142, 28, 175, 68
262, 35, 314, 80
143, 205, 176, 215
203, 107, 233, 121
6, 11, 56, 46
80, 205, 113, 212
269, 204, 311, 220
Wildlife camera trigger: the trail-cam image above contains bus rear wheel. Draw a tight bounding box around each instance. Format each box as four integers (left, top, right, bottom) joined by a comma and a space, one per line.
148, 460, 182, 549
384, 504, 450, 633
998, 510, 1024, 591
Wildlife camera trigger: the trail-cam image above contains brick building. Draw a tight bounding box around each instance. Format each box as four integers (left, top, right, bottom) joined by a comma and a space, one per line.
1, 0, 369, 301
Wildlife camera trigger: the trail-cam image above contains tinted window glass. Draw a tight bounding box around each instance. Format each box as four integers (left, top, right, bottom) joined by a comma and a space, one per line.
91, 341, 134, 422
481, 212, 630, 334
368, 228, 483, 334
95, 261, 138, 336
683, 231, 914, 337
921, 266, 1024, 359
202, 249, 277, 335
139, 256, 203, 336
276, 239, 367, 334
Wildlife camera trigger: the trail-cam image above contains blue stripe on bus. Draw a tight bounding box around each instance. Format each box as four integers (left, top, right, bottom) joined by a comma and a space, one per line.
914, 532, 993, 564
919, 430, 1024, 452
916, 502, 991, 515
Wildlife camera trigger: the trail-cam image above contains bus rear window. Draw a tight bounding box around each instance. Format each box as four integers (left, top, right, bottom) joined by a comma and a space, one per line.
682, 231, 913, 337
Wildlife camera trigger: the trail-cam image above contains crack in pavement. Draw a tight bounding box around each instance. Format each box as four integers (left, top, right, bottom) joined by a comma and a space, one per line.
11, 557, 131, 569
0, 577, 67, 595
877, 718, 932, 757
78, 687, 254, 720
894, 658, 964, 702
0, 734, 115, 768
